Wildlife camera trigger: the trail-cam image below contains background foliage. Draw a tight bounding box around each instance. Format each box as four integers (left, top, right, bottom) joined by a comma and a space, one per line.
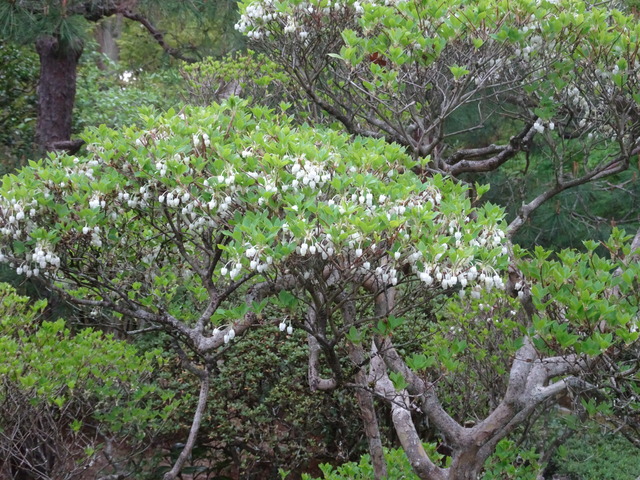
0, 282, 177, 479
0, 41, 38, 171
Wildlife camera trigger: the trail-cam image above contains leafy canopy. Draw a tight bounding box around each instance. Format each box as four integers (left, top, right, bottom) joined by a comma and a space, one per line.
0, 99, 508, 329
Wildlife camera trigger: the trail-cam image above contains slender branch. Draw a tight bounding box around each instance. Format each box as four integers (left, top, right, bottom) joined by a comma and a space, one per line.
163, 368, 210, 480
507, 154, 631, 236
196, 275, 297, 352
444, 143, 508, 165
48, 283, 199, 345
119, 9, 198, 63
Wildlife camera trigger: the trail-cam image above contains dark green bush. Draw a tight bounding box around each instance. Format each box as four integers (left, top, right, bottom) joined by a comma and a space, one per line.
548, 427, 640, 480
0, 41, 38, 170
147, 323, 364, 479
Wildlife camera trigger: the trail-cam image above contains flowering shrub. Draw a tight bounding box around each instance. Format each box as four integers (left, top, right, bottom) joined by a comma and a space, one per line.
0, 98, 510, 478
1, 100, 639, 479
237, 0, 640, 235
238, 0, 640, 145
0, 98, 508, 323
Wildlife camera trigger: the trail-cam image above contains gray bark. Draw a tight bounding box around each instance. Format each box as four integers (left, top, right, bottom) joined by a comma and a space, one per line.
163, 368, 210, 480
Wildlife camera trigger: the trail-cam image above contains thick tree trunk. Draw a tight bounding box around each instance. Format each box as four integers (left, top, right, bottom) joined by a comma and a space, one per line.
35, 36, 82, 153
448, 447, 485, 480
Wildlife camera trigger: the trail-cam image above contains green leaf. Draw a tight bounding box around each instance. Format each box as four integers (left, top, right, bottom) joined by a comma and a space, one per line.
346, 326, 363, 344
389, 371, 408, 391
278, 290, 298, 308
406, 353, 434, 371
12, 240, 25, 255
449, 64, 470, 80
387, 315, 404, 330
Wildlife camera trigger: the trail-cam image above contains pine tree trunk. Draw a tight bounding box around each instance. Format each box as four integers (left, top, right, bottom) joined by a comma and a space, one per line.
35, 36, 82, 153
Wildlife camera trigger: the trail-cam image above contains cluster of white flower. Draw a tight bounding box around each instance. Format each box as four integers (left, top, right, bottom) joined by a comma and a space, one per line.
116, 190, 145, 209
238, 160, 510, 295
134, 128, 171, 148
562, 85, 591, 118
530, 117, 556, 134
257, 176, 278, 205
0, 197, 41, 241
158, 190, 192, 208
236, 0, 361, 40
285, 205, 505, 295
279, 320, 294, 334
193, 132, 211, 149
289, 156, 331, 191
470, 227, 507, 254
242, 245, 274, 273
14, 241, 61, 277
514, 33, 544, 61
89, 195, 106, 210
220, 261, 244, 280
82, 225, 103, 247
533, 119, 545, 134
416, 264, 505, 299
224, 327, 236, 344
297, 241, 319, 256
364, 263, 399, 286
306, 231, 337, 260
207, 173, 236, 188
61, 158, 99, 182
154, 158, 169, 177
235, 0, 282, 39
397, 216, 508, 295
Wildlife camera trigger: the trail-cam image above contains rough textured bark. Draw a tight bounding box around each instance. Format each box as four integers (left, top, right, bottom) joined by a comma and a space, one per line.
371, 352, 447, 480
35, 36, 82, 153
369, 335, 580, 479
337, 294, 387, 479
308, 333, 338, 391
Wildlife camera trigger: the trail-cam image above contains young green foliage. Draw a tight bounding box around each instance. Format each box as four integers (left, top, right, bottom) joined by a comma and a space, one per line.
0, 282, 174, 478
